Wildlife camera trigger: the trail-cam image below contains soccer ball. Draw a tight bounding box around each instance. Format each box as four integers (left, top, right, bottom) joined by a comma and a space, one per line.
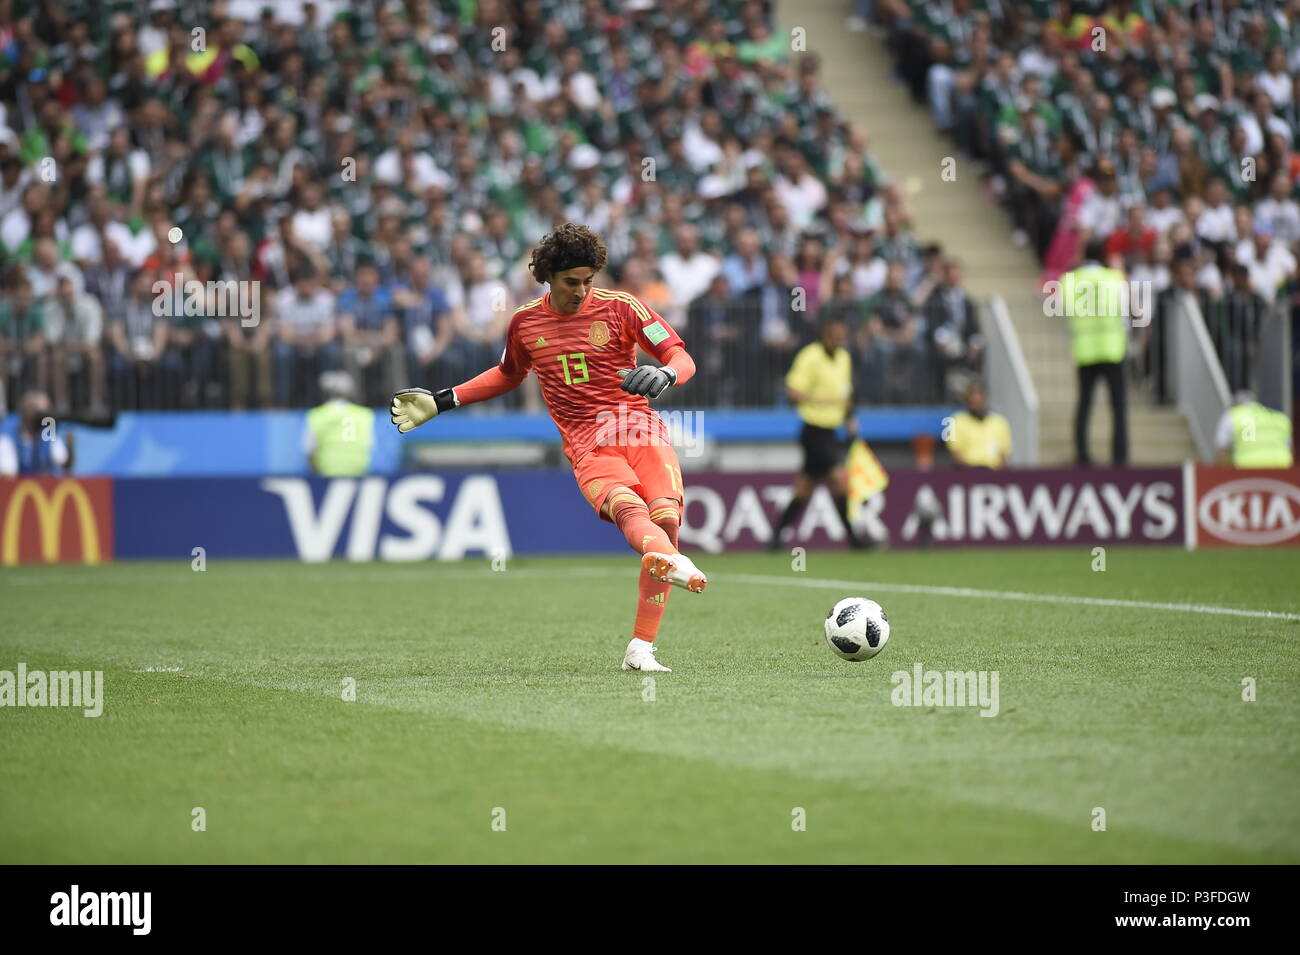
824, 597, 890, 661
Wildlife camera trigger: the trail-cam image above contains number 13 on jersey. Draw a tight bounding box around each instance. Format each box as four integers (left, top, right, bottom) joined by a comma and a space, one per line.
557, 352, 590, 385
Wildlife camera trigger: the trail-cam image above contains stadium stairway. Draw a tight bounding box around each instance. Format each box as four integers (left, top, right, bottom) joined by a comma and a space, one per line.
782, 2, 1197, 465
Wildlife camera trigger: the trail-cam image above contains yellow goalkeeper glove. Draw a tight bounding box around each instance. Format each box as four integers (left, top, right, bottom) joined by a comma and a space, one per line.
390, 387, 457, 433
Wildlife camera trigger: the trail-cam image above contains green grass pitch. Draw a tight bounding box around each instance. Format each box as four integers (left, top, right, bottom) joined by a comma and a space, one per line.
3, 547, 1298, 864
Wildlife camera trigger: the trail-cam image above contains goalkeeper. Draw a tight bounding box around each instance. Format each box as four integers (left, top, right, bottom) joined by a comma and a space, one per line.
391, 224, 704, 673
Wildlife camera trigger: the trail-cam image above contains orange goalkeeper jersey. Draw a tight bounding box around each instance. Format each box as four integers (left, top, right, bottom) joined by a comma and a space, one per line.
499, 288, 686, 463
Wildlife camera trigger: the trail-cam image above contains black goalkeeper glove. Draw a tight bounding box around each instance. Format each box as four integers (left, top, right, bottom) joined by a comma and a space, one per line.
618, 364, 677, 399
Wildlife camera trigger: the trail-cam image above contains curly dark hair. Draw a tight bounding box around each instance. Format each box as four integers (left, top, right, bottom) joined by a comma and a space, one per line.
528, 222, 608, 283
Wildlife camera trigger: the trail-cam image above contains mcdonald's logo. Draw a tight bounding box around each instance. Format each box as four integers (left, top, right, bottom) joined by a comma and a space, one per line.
0, 478, 114, 566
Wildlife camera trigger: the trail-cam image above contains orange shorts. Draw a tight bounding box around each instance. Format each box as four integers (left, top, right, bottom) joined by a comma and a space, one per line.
571, 441, 684, 522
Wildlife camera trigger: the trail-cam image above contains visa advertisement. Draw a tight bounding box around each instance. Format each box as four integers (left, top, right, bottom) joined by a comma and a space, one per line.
2, 466, 1298, 565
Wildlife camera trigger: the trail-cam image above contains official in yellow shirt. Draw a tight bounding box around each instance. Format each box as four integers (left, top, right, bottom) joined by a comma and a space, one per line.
946, 379, 1012, 468
786, 326, 853, 430
768, 317, 871, 549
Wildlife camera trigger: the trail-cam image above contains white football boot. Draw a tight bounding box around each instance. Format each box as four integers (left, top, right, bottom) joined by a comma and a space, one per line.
621, 637, 672, 672
641, 551, 708, 593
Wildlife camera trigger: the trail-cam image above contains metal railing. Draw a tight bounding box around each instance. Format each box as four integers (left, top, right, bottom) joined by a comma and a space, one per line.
1256, 303, 1293, 418
983, 295, 1040, 465
1171, 290, 1232, 462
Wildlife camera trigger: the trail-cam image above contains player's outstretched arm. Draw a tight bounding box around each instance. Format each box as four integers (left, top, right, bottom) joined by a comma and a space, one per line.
390, 364, 526, 433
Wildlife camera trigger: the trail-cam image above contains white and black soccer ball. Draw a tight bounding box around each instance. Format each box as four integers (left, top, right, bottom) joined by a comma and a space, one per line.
824, 597, 890, 661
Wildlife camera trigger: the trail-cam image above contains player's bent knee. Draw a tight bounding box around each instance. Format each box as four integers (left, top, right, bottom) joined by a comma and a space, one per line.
603, 487, 644, 520
647, 496, 680, 520
647, 498, 681, 550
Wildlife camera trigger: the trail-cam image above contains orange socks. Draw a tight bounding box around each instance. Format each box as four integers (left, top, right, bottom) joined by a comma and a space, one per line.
634, 570, 671, 640
607, 491, 682, 643
632, 502, 681, 643
607, 490, 675, 556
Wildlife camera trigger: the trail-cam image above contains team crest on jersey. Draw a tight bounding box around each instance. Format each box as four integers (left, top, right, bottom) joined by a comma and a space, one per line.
587, 479, 604, 500
587, 320, 610, 347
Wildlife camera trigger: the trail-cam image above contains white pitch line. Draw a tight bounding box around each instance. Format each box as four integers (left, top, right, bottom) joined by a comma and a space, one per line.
695, 572, 1300, 622
6, 563, 1297, 622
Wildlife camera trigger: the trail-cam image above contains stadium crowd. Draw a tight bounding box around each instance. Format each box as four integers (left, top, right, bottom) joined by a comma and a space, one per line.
874, 0, 1299, 396
0, 0, 984, 419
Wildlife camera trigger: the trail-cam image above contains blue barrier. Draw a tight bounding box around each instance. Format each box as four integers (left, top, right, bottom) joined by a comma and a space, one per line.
11, 405, 955, 477
417, 406, 955, 443
28, 410, 404, 478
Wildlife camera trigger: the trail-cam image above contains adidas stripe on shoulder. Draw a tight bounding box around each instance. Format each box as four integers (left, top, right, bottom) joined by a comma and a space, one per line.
592, 288, 655, 326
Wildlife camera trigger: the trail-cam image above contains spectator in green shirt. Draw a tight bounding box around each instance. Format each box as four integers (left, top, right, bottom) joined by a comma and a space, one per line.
737, 22, 788, 65
0, 278, 49, 404
19, 101, 90, 166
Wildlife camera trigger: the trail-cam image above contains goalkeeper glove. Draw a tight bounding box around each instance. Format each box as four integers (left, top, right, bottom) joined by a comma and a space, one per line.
618, 364, 677, 399
390, 387, 457, 433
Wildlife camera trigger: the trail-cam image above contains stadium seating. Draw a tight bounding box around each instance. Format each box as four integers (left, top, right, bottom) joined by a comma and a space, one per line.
0, 0, 981, 421
873, 0, 1298, 403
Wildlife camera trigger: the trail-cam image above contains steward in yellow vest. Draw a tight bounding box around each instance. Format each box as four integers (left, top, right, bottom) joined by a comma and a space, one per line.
1063, 263, 1129, 366
1065, 243, 1131, 465
1216, 393, 1294, 468
304, 372, 375, 477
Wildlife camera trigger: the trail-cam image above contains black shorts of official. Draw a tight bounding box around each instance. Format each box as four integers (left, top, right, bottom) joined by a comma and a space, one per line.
799, 423, 845, 478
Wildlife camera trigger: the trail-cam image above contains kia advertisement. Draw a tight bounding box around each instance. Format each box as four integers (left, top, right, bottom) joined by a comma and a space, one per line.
1191, 467, 1300, 547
